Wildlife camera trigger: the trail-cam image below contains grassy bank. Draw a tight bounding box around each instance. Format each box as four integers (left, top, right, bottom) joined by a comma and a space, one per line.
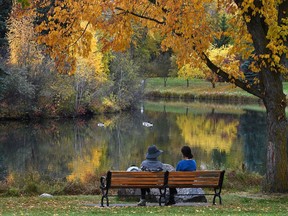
144, 78, 288, 103
1, 171, 287, 215
0, 193, 288, 215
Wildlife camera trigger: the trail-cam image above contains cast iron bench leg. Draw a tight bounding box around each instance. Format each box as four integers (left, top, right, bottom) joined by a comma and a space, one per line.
101, 188, 109, 207
213, 188, 222, 205
158, 188, 167, 206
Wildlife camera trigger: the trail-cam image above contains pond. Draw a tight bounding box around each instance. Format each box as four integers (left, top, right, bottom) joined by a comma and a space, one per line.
0, 100, 269, 183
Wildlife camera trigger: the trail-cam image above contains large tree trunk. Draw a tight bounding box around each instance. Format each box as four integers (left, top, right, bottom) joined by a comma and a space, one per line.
261, 69, 288, 192
240, 0, 288, 192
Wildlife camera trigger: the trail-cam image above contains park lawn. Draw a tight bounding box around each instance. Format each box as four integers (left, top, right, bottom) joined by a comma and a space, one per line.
0, 193, 288, 215
145, 77, 288, 99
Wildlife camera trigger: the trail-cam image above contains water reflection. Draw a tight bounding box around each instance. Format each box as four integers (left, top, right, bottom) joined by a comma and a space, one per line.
0, 100, 269, 182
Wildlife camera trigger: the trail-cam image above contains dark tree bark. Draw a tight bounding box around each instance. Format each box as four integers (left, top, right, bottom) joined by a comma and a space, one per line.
233, 0, 288, 192
205, 0, 288, 193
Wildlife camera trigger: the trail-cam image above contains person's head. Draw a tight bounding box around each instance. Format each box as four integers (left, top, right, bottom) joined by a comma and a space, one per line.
181, 146, 193, 159
146, 145, 163, 159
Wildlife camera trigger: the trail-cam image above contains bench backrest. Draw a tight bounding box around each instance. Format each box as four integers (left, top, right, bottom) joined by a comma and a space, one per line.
167, 170, 225, 188
107, 171, 168, 188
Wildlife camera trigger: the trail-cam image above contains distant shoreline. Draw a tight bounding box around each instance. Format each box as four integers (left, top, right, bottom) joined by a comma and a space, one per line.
143, 78, 288, 104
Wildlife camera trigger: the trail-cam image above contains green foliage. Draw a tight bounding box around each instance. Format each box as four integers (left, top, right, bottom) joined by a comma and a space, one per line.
0, 0, 12, 49
213, 14, 231, 48
1, 66, 35, 108
109, 52, 142, 110
4, 188, 20, 197
130, 28, 175, 79
0, 67, 8, 100
17, 0, 30, 7
146, 50, 174, 78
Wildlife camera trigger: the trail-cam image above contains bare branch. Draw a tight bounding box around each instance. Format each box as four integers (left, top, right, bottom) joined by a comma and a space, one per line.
67, 21, 90, 49
115, 7, 165, 25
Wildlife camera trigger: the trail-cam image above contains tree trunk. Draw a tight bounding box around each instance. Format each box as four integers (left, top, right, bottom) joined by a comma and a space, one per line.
164, 77, 167, 87
261, 69, 288, 192
232, 0, 288, 192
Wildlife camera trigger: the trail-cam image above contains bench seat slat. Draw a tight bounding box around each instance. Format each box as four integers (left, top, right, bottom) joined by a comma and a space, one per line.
111, 179, 163, 182
168, 184, 218, 188
111, 172, 164, 177
169, 172, 220, 177
168, 180, 219, 185
110, 185, 164, 188
111, 181, 164, 186
168, 177, 220, 181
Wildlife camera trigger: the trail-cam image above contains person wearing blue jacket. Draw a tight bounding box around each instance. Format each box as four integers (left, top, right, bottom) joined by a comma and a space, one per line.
176, 146, 197, 171
164, 146, 197, 206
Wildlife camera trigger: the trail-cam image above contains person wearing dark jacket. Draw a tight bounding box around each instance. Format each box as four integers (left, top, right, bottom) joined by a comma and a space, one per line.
137, 145, 177, 206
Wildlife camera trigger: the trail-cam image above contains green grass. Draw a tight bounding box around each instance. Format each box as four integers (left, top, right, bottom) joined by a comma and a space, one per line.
144, 78, 288, 102
0, 193, 287, 215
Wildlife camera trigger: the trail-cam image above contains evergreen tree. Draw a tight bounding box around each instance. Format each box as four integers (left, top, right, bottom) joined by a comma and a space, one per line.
213, 14, 231, 48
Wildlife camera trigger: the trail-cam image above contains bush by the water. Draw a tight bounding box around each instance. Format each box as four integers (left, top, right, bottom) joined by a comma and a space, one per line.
0, 170, 263, 197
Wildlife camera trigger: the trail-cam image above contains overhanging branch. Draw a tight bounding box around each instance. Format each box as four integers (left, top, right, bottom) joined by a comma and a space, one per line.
115, 7, 165, 24
114, 3, 264, 100
203, 53, 264, 99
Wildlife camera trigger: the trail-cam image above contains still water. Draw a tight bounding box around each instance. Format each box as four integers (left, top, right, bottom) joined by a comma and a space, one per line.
0, 100, 268, 182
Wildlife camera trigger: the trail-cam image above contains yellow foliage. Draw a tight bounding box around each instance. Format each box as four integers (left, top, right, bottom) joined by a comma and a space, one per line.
208, 46, 243, 79
7, 11, 44, 69
6, 173, 15, 185
67, 147, 104, 183
178, 64, 205, 79
176, 114, 239, 154
14, 0, 286, 76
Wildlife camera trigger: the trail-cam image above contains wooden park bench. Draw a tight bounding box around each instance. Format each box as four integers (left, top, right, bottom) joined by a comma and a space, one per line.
100, 171, 169, 207
167, 170, 225, 205
99, 170, 225, 207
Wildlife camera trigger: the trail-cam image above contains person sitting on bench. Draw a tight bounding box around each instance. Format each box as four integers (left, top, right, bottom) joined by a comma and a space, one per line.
138, 145, 176, 206
165, 145, 197, 205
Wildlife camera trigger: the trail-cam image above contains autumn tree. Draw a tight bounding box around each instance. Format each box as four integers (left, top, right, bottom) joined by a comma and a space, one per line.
18, 0, 287, 192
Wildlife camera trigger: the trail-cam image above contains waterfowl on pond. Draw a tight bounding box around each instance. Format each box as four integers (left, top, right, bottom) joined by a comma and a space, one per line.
142, 122, 153, 127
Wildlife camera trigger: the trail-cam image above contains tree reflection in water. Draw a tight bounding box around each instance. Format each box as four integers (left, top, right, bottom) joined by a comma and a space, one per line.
0, 100, 270, 182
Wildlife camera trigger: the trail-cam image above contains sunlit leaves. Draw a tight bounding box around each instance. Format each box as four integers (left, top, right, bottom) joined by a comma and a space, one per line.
7, 10, 43, 69
14, 0, 288, 81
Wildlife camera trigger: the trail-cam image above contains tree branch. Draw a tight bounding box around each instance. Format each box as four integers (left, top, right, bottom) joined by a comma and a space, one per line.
202, 53, 264, 99
115, 7, 165, 25
67, 21, 90, 48
115, 2, 264, 99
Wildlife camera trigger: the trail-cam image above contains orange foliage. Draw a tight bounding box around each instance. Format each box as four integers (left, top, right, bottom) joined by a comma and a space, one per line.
14, 0, 286, 76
